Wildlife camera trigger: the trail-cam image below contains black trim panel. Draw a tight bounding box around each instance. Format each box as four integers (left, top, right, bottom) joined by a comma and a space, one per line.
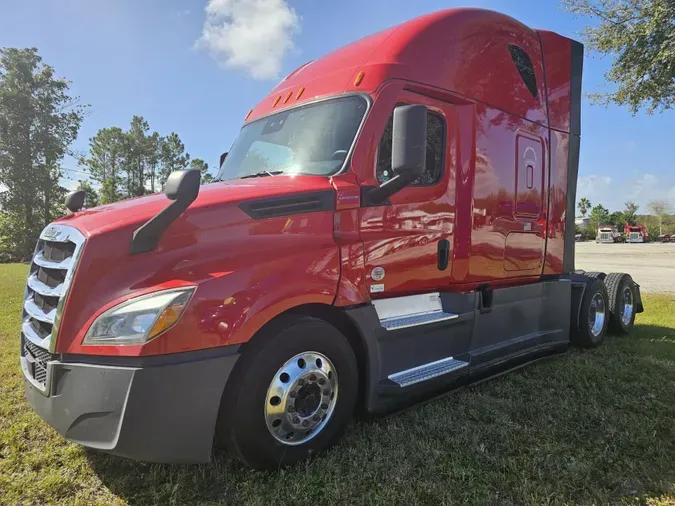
569, 41, 584, 137
564, 41, 584, 273
62, 343, 241, 368
238, 190, 334, 219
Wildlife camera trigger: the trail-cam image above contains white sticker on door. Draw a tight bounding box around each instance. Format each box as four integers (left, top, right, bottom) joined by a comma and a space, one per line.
371, 266, 385, 281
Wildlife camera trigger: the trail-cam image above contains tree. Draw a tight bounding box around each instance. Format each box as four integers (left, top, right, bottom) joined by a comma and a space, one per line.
123, 116, 151, 198
647, 199, 672, 235
609, 211, 625, 229
146, 132, 161, 193
578, 197, 591, 217
562, 0, 675, 114
159, 133, 190, 183
76, 180, 99, 209
80, 126, 125, 204
189, 158, 214, 184
0, 48, 85, 260
623, 200, 639, 225
589, 203, 610, 230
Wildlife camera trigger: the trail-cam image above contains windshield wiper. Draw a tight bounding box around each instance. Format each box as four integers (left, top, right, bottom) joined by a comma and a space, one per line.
240, 170, 284, 179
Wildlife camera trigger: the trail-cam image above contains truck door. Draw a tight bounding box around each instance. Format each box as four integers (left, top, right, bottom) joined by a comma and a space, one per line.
502, 131, 546, 272
359, 92, 454, 297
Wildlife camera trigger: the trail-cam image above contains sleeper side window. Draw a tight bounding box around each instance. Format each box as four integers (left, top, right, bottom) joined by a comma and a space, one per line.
376, 109, 445, 186
509, 45, 538, 99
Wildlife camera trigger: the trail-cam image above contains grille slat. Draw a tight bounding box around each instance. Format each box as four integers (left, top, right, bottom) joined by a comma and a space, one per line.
43, 241, 75, 262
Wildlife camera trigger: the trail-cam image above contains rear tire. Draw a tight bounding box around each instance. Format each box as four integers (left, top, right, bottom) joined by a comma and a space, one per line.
571, 278, 609, 348
217, 316, 358, 470
604, 273, 637, 334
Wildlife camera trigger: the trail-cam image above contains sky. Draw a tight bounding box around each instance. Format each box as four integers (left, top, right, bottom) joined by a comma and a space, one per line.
1, 0, 673, 213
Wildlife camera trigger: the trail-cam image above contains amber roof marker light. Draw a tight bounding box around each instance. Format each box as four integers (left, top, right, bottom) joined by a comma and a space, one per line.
296, 87, 305, 100
354, 71, 365, 86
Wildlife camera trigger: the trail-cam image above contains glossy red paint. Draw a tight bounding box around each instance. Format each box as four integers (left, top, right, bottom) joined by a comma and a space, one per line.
55, 177, 340, 355
51, 8, 580, 355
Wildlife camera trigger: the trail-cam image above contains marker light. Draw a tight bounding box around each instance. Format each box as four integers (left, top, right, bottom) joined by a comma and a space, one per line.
83, 288, 195, 345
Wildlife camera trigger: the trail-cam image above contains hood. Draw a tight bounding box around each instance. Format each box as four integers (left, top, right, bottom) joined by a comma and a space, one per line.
55, 175, 336, 237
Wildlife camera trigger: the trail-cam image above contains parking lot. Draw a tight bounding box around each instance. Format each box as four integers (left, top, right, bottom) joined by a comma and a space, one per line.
576, 241, 675, 294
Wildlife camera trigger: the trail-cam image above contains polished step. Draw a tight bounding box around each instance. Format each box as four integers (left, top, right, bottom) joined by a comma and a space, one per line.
388, 357, 469, 387
379, 310, 458, 331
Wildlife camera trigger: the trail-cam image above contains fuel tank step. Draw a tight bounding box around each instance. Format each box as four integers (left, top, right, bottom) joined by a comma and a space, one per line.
379, 311, 458, 331
372, 292, 458, 331
388, 357, 469, 387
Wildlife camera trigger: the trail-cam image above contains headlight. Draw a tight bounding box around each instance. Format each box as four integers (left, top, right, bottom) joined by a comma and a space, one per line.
83, 287, 195, 345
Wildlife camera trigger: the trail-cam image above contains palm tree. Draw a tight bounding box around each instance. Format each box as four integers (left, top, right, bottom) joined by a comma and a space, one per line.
578, 197, 591, 217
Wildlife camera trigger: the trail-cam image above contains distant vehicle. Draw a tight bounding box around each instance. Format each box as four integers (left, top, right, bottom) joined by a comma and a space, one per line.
575, 233, 583, 242
596, 225, 620, 243
625, 223, 649, 243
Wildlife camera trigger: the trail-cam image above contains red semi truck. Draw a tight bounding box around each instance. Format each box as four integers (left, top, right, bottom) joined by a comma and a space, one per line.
625, 223, 649, 243
22, 8, 643, 469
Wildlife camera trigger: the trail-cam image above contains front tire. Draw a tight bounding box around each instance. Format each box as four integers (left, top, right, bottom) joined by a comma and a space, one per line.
217, 316, 358, 469
572, 278, 609, 348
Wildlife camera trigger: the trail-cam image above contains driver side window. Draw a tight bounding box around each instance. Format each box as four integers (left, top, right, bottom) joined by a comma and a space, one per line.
376, 109, 445, 185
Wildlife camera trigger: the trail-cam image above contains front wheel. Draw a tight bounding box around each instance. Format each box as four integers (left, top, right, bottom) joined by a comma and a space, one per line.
217, 316, 358, 469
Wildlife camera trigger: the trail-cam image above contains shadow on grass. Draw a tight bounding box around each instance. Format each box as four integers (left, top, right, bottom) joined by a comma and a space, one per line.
87, 325, 675, 505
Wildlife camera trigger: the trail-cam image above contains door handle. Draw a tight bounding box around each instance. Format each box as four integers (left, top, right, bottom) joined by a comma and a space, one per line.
437, 239, 450, 271
526, 164, 534, 189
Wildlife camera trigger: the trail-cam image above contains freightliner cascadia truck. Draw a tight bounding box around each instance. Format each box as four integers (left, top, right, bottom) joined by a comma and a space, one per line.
21, 8, 643, 470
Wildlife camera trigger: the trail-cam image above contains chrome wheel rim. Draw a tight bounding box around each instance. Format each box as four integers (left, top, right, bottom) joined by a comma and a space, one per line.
621, 286, 634, 325
588, 293, 606, 337
264, 351, 338, 446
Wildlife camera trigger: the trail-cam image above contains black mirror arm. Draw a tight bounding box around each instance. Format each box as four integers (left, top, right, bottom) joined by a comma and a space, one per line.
365, 172, 417, 205
129, 198, 193, 255
130, 169, 201, 255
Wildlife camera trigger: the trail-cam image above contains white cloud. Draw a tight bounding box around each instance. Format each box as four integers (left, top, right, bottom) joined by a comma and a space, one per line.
577, 173, 675, 212
197, 0, 300, 80
577, 175, 612, 201
627, 173, 658, 202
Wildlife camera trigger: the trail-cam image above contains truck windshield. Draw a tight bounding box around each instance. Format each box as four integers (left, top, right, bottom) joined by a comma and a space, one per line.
217, 95, 367, 180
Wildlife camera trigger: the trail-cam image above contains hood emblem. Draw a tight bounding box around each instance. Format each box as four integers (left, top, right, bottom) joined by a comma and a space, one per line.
43, 227, 61, 240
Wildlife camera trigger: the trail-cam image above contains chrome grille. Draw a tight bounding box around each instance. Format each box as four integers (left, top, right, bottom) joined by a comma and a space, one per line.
23, 338, 52, 387
21, 224, 85, 393
600, 232, 611, 240
630, 232, 640, 240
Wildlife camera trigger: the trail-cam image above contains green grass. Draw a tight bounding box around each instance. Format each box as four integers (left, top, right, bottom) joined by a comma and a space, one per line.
1, 262, 674, 505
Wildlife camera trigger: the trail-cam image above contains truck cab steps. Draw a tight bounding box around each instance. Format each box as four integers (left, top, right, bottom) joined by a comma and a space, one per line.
388, 357, 469, 387
373, 292, 458, 331
379, 311, 458, 330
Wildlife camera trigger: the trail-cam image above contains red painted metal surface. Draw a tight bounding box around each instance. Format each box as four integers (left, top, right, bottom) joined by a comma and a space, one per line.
52, 8, 578, 354
54, 178, 340, 355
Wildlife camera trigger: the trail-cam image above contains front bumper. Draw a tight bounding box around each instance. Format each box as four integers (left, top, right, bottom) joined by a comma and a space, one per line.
24, 346, 240, 463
